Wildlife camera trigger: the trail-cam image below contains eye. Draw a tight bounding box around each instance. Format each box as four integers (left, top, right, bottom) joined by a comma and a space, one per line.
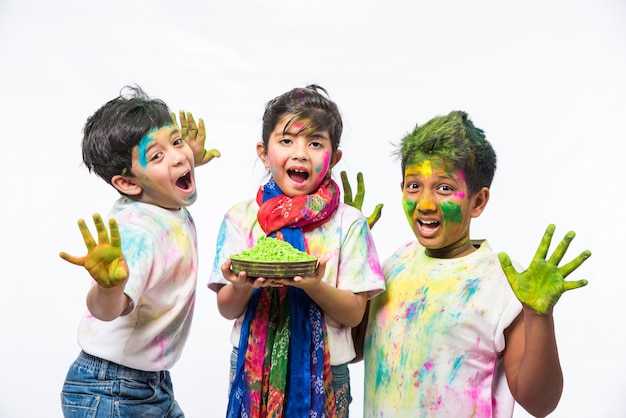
150, 151, 163, 161
437, 184, 455, 195
309, 141, 323, 148
404, 181, 420, 191
279, 138, 293, 146
173, 137, 184, 146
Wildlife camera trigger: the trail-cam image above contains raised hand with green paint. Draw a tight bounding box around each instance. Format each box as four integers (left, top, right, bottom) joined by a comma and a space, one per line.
171, 110, 221, 166
498, 224, 591, 315
59, 213, 128, 289
340, 170, 384, 229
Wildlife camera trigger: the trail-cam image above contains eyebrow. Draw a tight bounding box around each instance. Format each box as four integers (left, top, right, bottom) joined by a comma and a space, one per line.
279, 127, 330, 140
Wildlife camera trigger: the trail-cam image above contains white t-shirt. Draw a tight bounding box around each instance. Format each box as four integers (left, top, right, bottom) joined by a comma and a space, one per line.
364, 240, 522, 417
78, 197, 198, 372
208, 199, 386, 365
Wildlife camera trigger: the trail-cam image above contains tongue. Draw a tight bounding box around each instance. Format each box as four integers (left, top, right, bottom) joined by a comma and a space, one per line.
289, 171, 308, 183
176, 175, 190, 189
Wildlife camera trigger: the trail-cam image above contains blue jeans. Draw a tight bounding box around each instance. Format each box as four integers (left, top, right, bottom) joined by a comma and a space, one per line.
229, 347, 352, 417
60, 351, 184, 418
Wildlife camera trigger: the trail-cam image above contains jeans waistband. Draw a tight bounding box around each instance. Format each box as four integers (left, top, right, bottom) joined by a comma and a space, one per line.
76, 351, 167, 382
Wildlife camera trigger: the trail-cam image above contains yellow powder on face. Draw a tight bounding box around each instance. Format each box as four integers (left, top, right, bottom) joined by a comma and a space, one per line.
231, 236, 316, 262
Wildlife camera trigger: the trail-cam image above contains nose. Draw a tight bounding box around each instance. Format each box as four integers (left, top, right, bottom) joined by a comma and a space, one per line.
417, 191, 437, 212
290, 142, 308, 161
171, 148, 186, 165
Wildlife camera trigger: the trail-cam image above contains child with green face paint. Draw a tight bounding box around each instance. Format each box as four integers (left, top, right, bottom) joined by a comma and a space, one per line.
360, 111, 591, 417
58, 85, 220, 418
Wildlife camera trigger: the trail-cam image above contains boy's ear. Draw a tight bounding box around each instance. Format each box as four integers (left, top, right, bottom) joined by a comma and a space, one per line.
470, 187, 490, 218
111, 174, 142, 196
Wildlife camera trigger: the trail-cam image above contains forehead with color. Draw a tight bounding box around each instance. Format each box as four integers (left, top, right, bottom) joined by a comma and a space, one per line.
136, 123, 177, 167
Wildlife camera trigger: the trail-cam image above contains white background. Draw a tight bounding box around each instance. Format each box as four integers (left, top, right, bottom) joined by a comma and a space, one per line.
1, 1, 624, 417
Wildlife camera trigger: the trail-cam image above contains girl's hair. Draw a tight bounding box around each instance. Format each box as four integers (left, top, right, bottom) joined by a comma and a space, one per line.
395, 110, 497, 195
81, 85, 172, 185
261, 84, 343, 152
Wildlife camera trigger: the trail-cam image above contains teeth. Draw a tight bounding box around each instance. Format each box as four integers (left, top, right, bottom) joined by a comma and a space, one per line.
421, 220, 437, 225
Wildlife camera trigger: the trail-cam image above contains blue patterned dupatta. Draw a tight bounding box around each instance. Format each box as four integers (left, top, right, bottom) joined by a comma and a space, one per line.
227, 178, 339, 418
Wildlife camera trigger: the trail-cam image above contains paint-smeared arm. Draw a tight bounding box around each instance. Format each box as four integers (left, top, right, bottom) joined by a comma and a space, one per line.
59, 214, 131, 321
340, 171, 384, 229
499, 224, 591, 416
171, 110, 221, 167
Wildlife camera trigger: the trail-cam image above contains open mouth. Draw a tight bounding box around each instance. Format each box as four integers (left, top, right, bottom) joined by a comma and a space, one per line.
418, 219, 440, 232
176, 171, 193, 191
287, 169, 309, 184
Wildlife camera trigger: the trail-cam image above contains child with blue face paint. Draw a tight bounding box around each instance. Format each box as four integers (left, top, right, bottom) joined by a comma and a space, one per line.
358, 111, 591, 417
58, 85, 219, 418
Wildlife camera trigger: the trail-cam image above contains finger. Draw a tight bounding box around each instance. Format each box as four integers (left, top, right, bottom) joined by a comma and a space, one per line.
187, 112, 198, 137
197, 117, 207, 145
354, 172, 365, 208
108, 218, 122, 249
221, 259, 234, 277
547, 230, 575, 266
59, 251, 85, 266
533, 224, 556, 261
170, 112, 179, 128
251, 277, 267, 288
77, 218, 96, 251
179, 110, 188, 135
558, 249, 592, 277
341, 171, 353, 203
563, 278, 589, 292
497, 252, 518, 281
93, 213, 110, 245
367, 203, 384, 229
315, 256, 328, 279
201, 149, 221, 165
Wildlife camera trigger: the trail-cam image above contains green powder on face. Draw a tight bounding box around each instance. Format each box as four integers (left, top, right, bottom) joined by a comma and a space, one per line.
231, 236, 317, 262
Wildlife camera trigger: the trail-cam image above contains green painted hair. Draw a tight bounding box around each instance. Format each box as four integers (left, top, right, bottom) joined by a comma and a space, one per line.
395, 110, 497, 195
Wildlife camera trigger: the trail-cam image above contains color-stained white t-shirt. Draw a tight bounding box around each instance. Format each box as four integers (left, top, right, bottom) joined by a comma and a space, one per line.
208, 199, 386, 365
78, 197, 198, 372
364, 240, 522, 418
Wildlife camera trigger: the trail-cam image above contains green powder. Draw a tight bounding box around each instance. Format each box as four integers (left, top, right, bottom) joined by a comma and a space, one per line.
231, 236, 316, 262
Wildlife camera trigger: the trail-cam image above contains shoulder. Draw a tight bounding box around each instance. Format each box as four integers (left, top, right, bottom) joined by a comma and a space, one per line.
111, 198, 194, 236
331, 203, 369, 226
224, 198, 258, 217
385, 240, 423, 261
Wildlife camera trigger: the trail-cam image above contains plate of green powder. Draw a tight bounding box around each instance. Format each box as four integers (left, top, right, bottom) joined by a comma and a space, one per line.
230, 236, 318, 278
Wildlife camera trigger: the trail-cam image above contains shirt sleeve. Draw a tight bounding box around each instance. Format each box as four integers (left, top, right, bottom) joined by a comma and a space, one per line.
208, 205, 251, 292
336, 213, 385, 299
118, 222, 155, 314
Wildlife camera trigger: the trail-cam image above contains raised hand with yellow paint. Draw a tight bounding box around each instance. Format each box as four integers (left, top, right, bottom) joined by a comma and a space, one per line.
171, 110, 221, 166
498, 223, 591, 315
340, 170, 384, 229
59, 213, 128, 289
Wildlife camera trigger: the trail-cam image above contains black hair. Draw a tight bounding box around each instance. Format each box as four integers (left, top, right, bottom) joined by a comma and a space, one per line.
261, 84, 343, 152
81, 85, 172, 186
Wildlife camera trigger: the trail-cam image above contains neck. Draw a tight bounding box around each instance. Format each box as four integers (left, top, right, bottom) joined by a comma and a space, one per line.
425, 238, 477, 259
